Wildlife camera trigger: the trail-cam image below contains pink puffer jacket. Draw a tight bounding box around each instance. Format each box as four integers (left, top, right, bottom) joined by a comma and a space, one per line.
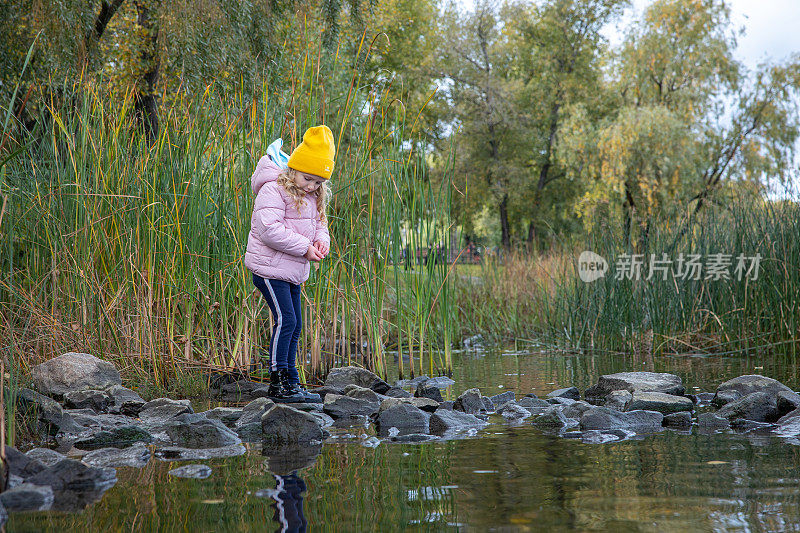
244, 155, 330, 284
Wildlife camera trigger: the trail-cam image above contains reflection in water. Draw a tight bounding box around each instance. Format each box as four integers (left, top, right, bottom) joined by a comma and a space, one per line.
260, 444, 319, 533
264, 473, 307, 533
8, 349, 800, 531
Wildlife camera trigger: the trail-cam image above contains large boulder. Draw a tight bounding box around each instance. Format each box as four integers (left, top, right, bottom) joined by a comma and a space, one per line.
324, 366, 391, 394
585, 372, 684, 402
323, 394, 379, 418
712, 375, 792, 408
627, 391, 694, 415
429, 409, 487, 435
715, 391, 780, 422
375, 402, 430, 436
162, 414, 241, 448
579, 407, 664, 432
16, 388, 84, 435
31, 352, 121, 398
261, 404, 326, 443
453, 388, 486, 415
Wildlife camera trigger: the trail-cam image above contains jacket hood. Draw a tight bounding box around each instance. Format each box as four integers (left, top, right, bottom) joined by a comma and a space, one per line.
251, 155, 283, 195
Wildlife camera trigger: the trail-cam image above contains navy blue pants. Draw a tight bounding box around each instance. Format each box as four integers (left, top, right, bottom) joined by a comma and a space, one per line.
253, 274, 302, 384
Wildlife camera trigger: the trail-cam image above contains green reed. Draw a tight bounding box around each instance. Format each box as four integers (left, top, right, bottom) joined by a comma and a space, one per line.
0, 32, 456, 394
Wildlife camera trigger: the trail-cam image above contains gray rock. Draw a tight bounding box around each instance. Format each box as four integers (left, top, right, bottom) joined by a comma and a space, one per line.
518, 397, 551, 410
546, 397, 577, 406
379, 397, 438, 413
138, 401, 193, 422
82, 443, 151, 468
581, 429, 634, 444
390, 433, 439, 443
712, 375, 792, 407
580, 407, 664, 432
344, 384, 381, 403
415, 382, 444, 402
561, 401, 594, 419
489, 391, 516, 409
777, 390, 800, 417
261, 404, 326, 443
546, 387, 580, 401
31, 352, 121, 398
169, 464, 212, 479
27, 458, 116, 492
0, 483, 54, 512
163, 414, 241, 448
376, 402, 430, 436
716, 391, 780, 422
497, 401, 531, 421
73, 425, 154, 450
0, 499, 5, 526
481, 396, 495, 412
323, 394, 379, 418
429, 409, 487, 435
154, 444, 247, 462
235, 422, 264, 441
532, 406, 569, 428
778, 408, 800, 424
64, 389, 112, 412
332, 415, 371, 428
695, 392, 715, 405
425, 376, 456, 389
202, 407, 243, 427
324, 366, 391, 394
696, 412, 731, 430
438, 401, 454, 410
106, 385, 146, 416
585, 372, 685, 401
453, 388, 485, 415
603, 390, 632, 411
627, 391, 694, 414
236, 398, 276, 427
385, 387, 413, 398
16, 388, 83, 435
663, 411, 692, 429
5, 446, 47, 479
26, 448, 67, 467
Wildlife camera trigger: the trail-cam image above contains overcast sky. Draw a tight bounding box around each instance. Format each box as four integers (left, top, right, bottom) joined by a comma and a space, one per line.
607, 0, 800, 70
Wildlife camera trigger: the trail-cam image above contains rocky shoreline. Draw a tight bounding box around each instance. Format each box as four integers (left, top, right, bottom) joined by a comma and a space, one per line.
4, 351, 800, 523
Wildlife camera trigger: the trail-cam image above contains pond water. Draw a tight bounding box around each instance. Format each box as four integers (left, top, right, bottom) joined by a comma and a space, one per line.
9, 349, 800, 532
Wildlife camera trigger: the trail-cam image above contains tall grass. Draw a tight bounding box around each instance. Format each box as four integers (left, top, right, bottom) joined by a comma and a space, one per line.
0, 32, 457, 397
456, 196, 800, 358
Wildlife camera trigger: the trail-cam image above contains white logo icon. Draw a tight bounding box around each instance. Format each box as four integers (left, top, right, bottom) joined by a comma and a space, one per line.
578, 251, 608, 282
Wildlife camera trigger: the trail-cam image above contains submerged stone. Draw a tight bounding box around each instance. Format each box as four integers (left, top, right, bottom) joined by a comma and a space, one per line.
82, 443, 152, 468
154, 444, 247, 462
580, 407, 664, 432
169, 464, 212, 479
429, 409, 487, 435
0, 483, 54, 512
716, 391, 780, 422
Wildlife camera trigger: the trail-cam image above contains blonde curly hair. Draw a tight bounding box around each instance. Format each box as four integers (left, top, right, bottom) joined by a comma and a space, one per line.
277, 168, 330, 223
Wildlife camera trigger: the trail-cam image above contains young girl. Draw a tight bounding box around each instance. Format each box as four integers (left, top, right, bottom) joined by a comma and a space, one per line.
244, 125, 334, 403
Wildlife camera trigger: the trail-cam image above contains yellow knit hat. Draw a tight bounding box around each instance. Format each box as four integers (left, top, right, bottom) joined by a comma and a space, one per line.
288, 125, 335, 180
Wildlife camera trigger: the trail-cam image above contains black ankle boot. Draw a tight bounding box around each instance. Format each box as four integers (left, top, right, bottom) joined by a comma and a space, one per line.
284, 381, 322, 403
268, 370, 305, 403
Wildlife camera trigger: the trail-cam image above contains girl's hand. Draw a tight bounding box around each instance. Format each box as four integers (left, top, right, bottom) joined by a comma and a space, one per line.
313, 241, 329, 257
305, 244, 324, 262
